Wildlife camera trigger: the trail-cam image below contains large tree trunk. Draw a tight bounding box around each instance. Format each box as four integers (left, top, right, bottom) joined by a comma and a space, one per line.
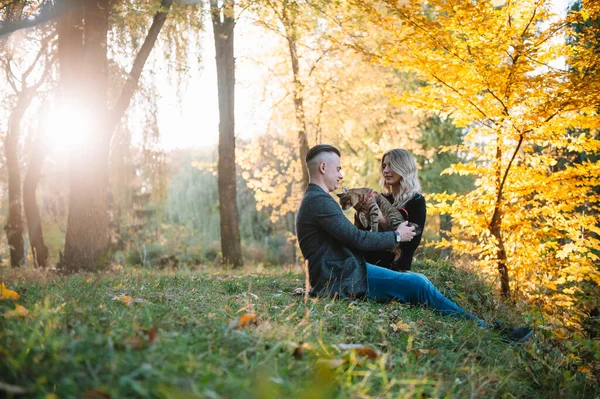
281, 4, 310, 189
23, 128, 49, 268
4, 92, 31, 267
59, 0, 171, 272
211, 0, 243, 267
61, 0, 110, 272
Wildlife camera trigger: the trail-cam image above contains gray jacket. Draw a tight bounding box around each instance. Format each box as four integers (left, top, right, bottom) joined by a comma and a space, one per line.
296, 184, 397, 298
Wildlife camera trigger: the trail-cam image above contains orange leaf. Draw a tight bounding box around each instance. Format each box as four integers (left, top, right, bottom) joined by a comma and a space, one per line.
124, 326, 158, 350
4, 304, 29, 319
0, 283, 19, 300
233, 313, 258, 329
334, 344, 381, 359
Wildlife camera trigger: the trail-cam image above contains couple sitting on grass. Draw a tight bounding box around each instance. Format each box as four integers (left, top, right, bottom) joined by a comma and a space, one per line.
296, 144, 533, 344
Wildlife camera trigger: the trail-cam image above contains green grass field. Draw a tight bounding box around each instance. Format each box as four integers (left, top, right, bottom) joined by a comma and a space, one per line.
1, 260, 598, 398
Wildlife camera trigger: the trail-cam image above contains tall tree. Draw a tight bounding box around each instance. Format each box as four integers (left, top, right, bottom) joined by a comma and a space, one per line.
1, 5, 54, 267
60, 0, 173, 272
353, 0, 600, 317
211, 0, 243, 267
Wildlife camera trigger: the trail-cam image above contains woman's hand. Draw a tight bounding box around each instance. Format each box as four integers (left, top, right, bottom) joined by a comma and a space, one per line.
395, 221, 416, 242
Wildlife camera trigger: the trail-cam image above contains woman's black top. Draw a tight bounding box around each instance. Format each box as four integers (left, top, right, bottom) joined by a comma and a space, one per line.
356, 193, 426, 271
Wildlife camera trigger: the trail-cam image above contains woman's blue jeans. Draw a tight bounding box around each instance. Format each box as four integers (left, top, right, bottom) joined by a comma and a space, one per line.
366, 263, 486, 326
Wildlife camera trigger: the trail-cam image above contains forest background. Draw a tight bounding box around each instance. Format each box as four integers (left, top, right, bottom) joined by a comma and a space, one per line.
0, 0, 599, 336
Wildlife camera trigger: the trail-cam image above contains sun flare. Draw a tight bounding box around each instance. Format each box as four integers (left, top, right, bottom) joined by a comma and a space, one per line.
45, 103, 94, 154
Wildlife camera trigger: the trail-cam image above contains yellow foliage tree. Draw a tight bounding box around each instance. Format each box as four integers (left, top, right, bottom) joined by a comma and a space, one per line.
353, 0, 600, 326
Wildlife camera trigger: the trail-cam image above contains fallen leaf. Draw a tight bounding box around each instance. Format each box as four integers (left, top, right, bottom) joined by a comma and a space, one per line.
113, 283, 122, 289
334, 344, 381, 359
3, 304, 29, 319
124, 326, 158, 350
113, 295, 132, 305
230, 313, 258, 329
0, 282, 19, 300
316, 358, 347, 369
412, 349, 439, 359
391, 321, 412, 332
290, 342, 314, 360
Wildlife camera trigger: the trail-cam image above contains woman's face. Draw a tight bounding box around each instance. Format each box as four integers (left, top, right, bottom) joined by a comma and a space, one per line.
382, 155, 401, 187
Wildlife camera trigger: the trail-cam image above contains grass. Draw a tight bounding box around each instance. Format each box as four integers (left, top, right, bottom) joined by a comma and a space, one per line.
0, 260, 598, 398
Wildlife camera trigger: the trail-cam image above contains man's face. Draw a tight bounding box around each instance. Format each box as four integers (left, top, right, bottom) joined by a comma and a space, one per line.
323, 153, 344, 192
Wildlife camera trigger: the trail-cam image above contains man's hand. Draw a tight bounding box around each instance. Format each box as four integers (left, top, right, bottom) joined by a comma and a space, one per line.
396, 221, 416, 242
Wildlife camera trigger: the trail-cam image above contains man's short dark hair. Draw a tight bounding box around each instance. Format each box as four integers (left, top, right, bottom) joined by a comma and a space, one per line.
305, 144, 340, 163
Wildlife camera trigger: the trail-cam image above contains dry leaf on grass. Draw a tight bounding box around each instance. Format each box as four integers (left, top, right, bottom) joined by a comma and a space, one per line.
3, 304, 29, 319
229, 313, 259, 329
281, 341, 315, 359
412, 349, 439, 359
124, 326, 158, 350
334, 344, 381, 359
0, 283, 19, 300
390, 321, 412, 333
112, 295, 144, 306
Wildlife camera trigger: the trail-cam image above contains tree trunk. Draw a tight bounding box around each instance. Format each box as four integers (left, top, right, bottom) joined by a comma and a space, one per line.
490, 144, 510, 298
4, 92, 31, 267
211, 0, 243, 267
61, 0, 110, 272
59, 0, 171, 272
282, 4, 310, 189
23, 128, 49, 268
439, 213, 452, 259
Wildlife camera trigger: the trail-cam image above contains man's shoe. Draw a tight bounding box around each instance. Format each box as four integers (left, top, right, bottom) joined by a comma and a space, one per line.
493, 321, 534, 344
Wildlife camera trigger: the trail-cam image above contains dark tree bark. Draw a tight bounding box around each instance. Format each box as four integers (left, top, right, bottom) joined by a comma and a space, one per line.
3, 2, 52, 267
439, 213, 452, 259
60, 0, 110, 272
4, 92, 30, 267
23, 126, 49, 268
211, 0, 243, 267
60, 0, 172, 272
281, 2, 310, 189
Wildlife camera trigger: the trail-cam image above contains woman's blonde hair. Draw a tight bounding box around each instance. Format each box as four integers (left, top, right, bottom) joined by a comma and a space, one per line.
380, 148, 421, 209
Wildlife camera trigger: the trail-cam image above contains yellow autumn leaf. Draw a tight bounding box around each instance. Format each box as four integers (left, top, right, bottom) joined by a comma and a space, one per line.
114, 283, 122, 289
391, 321, 412, 332
4, 304, 29, 319
0, 283, 19, 300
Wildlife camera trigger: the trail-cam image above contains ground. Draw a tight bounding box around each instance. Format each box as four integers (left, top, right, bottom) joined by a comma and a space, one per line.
0, 260, 598, 398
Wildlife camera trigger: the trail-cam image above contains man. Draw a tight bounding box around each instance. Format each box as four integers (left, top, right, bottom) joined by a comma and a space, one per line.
296, 144, 533, 343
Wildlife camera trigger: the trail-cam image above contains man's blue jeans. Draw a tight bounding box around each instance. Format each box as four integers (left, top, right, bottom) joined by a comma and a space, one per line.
366, 263, 486, 326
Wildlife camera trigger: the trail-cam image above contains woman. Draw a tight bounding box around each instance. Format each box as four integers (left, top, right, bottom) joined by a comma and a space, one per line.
358, 148, 426, 271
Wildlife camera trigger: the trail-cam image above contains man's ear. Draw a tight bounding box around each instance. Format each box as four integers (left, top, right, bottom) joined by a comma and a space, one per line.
319, 161, 327, 174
